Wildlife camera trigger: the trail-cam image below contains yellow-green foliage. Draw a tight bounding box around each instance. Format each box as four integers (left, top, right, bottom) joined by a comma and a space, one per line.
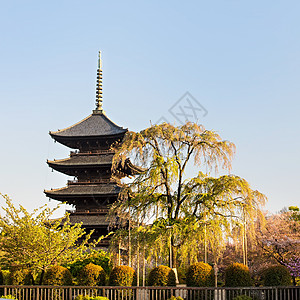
232, 296, 252, 300
263, 265, 292, 286
148, 265, 176, 286
186, 262, 214, 287
78, 263, 106, 286
75, 296, 109, 300
7, 268, 33, 285
43, 266, 72, 286
167, 297, 183, 300
108, 265, 136, 286
225, 263, 252, 287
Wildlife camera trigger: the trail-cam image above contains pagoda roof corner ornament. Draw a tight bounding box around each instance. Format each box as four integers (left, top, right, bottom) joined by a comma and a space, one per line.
93, 51, 105, 115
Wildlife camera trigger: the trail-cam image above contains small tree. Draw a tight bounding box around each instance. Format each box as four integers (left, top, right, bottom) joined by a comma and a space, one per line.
0, 194, 100, 284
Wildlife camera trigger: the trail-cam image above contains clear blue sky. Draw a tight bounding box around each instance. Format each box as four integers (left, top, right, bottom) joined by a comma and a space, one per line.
0, 0, 299, 215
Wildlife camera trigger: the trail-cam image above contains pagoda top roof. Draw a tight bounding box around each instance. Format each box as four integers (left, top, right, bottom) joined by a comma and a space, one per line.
50, 112, 127, 139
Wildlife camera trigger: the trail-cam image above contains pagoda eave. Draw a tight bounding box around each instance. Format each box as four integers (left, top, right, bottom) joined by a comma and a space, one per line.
50, 133, 126, 149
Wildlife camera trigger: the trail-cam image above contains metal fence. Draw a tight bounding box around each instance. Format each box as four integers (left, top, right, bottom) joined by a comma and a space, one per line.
0, 285, 299, 300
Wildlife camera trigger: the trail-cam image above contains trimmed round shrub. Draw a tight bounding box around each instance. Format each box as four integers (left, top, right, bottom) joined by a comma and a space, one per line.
75, 296, 109, 300
148, 265, 176, 287
186, 262, 214, 287
263, 265, 292, 286
7, 268, 33, 285
108, 265, 136, 286
78, 263, 106, 286
232, 296, 252, 300
68, 250, 112, 277
43, 266, 72, 286
225, 263, 252, 287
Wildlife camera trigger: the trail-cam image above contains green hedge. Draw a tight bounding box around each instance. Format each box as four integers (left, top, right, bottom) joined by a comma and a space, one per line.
7, 268, 33, 285
78, 263, 106, 286
68, 250, 112, 277
75, 296, 109, 300
263, 265, 292, 286
148, 265, 176, 287
186, 262, 214, 287
43, 266, 73, 286
224, 263, 252, 287
108, 265, 136, 286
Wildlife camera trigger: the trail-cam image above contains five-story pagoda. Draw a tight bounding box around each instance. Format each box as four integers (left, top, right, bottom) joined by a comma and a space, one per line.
45, 52, 140, 247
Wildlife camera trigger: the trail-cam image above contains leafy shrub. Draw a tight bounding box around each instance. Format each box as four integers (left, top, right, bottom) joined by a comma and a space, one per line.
0, 295, 18, 299
186, 262, 214, 287
43, 266, 72, 286
67, 251, 112, 277
167, 297, 184, 300
108, 265, 136, 286
232, 296, 252, 300
77, 263, 106, 286
225, 263, 252, 287
263, 265, 292, 286
7, 268, 33, 285
75, 296, 109, 300
148, 265, 176, 287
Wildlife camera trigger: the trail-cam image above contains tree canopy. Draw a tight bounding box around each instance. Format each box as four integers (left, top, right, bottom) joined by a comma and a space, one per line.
0, 194, 99, 284
111, 122, 266, 267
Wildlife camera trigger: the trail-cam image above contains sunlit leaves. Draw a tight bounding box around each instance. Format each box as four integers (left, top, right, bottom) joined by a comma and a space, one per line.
110, 122, 265, 267
0, 194, 100, 282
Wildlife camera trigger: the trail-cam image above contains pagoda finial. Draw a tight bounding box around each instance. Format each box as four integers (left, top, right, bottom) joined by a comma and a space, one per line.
94, 51, 104, 114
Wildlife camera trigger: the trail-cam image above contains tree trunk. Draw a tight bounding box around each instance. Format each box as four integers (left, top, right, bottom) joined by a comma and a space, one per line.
39, 270, 45, 285
172, 244, 177, 268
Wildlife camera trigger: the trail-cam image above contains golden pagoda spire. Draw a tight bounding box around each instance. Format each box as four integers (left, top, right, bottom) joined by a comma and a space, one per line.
93, 51, 104, 114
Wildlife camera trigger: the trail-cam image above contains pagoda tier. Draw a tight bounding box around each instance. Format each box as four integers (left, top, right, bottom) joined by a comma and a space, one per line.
44, 52, 142, 247
50, 113, 127, 150
47, 152, 143, 177
44, 183, 121, 201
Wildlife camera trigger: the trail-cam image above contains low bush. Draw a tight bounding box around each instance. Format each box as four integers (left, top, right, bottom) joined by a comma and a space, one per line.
67, 250, 112, 277
0, 295, 18, 299
186, 262, 214, 287
232, 296, 252, 300
224, 263, 252, 287
77, 263, 106, 286
108, 265, 136, 286
262, 265, 292, 286
148, 265, 176, 287
7, 268, 33, 285
43, 266, 73, 286
75, 296, 109, 300
167, 297, 184, 300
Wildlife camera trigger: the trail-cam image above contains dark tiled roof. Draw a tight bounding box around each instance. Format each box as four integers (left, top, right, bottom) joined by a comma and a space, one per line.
45, 183, 121, 197
47, 153, 114, 167
50, 113, 127, 138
